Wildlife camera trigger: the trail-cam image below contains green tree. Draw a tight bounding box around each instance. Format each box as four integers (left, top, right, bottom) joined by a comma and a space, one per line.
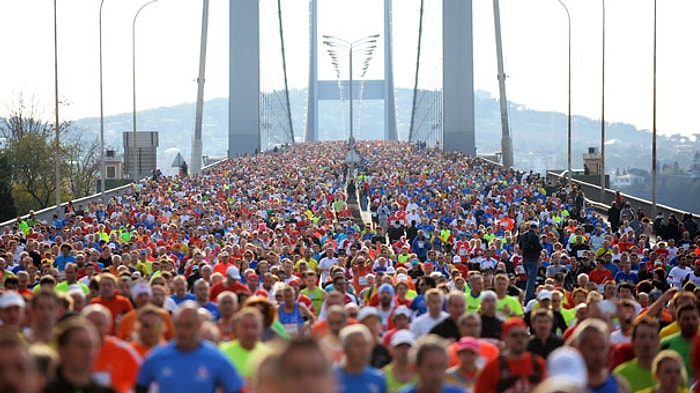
0, 154, 17, 221
0, 98, 61, 210
0, 95, 97, 213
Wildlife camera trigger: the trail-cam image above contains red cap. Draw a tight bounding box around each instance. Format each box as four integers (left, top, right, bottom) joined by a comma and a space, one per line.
502, 317, 528, 339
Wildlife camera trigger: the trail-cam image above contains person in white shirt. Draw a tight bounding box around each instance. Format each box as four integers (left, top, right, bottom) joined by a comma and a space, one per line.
317, 249, 338, 284
479, 250, 498, 271
684, 260, 700, 286
609, 300, 636, 344
668, 256, 693, 288
411, 289, 448, 337
667, 239, 679, 260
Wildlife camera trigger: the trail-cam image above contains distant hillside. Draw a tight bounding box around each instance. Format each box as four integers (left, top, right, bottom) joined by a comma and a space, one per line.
73, 88, 699, 178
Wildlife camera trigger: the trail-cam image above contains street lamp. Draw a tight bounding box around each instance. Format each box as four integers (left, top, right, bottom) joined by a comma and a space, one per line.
557, 0, 572, 185
322, 34, 379, 142
132, 0, 157, 181
99, 0, 106, 199
652, 0, 657, 216
600, 0, 606, 201
53, 0, 61, 214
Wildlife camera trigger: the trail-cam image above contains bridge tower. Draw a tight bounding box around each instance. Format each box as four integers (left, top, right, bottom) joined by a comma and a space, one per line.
228, 0, 475, 154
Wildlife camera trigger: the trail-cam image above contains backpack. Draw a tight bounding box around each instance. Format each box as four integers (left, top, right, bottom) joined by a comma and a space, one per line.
495, 354, 544, 393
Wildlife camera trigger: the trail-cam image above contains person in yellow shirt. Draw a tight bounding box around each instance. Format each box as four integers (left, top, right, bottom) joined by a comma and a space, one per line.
295, 249, 318, 271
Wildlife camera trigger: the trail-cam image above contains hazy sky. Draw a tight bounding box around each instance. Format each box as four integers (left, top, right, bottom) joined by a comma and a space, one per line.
1, 0, 699, 139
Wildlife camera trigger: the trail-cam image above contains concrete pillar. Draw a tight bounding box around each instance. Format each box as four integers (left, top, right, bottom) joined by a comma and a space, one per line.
305, 0, 319, 141
229, 0, 260, 156
384, 0, 398, 141
442, 0, 475, 155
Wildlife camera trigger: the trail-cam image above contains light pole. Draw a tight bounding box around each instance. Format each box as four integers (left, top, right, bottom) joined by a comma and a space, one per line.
652, 0, 657, 216
600, 0, 606, 201
53, 0, 61, 214
493, 0, 514, 169
557, 0, 572, 185
322, 34, 379, 142
99, 0, 106, 199
132, 0, 157, 181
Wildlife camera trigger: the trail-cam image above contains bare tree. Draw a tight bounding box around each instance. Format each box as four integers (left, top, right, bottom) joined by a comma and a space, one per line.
63, 128, 100, 199
0, 94, 95, 211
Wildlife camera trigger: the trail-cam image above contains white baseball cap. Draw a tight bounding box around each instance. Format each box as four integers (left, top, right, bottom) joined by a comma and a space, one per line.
226, 266, 242, 280
390, 329, 416, 347
0, 291, 25, 309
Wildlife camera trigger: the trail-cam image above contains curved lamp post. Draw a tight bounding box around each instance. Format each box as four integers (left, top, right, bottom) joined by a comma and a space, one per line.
131, 0, 157, 180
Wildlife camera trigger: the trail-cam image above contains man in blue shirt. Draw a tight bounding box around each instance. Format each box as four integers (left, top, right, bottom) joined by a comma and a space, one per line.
54, 243, 76, 272
135, 301, 244, 393
336, 324, 387, 393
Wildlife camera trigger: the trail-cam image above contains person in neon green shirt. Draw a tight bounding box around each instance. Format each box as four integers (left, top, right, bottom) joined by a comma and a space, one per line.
465, 274, 483, 313
613, 317, 659, 393
482, 227, 495, 244
635, 350, 691, 393
301, 270, 325, 316
219, 307, 272, 379
659, 304, 699, 379
383, 330, 418, 393
494, 273, 523, 318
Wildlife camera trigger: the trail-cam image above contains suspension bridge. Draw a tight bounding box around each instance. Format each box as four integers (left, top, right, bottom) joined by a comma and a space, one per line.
227, 0, 477, 158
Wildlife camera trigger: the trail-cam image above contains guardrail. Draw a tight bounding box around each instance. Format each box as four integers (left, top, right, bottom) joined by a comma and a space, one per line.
476, 156, 698, 221
1, 158, 228, 231
546, 171, 700, 221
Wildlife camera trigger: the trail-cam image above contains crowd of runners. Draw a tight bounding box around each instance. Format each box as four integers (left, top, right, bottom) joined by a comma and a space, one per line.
0, 140, 698, 393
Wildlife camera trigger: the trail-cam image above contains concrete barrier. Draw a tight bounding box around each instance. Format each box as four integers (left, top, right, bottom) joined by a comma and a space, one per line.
475, 156, 697, 222
546, 171, 700, 221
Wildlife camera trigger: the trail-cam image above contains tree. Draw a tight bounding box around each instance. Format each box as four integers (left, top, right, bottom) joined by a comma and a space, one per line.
63, 128, 100, 198
0, 97, 62, 210
0, 95, 98, 213
0, 154, 17, 221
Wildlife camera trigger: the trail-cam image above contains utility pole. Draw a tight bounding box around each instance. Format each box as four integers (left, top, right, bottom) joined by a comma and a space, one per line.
493, 0, 513, 168
191, 0, 209, 175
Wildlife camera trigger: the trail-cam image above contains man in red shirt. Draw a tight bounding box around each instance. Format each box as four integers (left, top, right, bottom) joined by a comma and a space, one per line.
209, 266, 249, 302
474, 317, 546, 393
590, 259, 614, 285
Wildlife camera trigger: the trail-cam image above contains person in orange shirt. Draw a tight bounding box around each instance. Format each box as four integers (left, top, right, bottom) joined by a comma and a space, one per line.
213, 251, 233, 277
82, 304, 142, 393
89, 273, 134, 335
116, 281, 174, 342
351, 256, 372, 294
129, 305, 166, 358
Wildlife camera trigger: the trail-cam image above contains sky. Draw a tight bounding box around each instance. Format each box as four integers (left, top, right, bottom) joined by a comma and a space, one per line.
1, 0, 699, 139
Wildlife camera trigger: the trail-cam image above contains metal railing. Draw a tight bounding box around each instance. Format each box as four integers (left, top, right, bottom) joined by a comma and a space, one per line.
546, 171, 700, 221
